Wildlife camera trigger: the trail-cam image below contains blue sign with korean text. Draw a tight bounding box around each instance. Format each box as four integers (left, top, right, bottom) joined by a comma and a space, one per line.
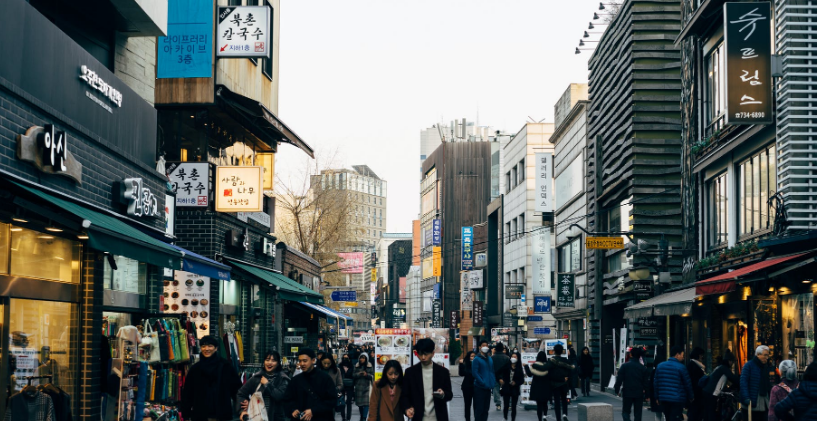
158, 0, 213, 78
331, 291, 357, 302
461, 226, 474, 270
534, 296, 551, 313
432, 219, 442, 246
527, 316, 543, 322
433, 283, 440, 300
533, 327, 551, 335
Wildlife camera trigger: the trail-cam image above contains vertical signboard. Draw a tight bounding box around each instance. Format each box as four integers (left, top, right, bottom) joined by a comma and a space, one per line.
432, 246, 442, 277
450, 311, 459, 327
432, 219, 442, 246
556, 273, 575, 308
535, 153, 552, 212
461, 227, 474, 270
158, 0, 213, 78
461, 272, 473, 311
432, 300, 442, 328
724, 2, 773, 125
532, 227, 551, 294
473, 301, 483, 325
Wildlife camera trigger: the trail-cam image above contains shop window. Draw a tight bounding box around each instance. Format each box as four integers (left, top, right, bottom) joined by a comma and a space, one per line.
558, 238, 582, 273
754, 299, 779, 357
9, 299, 78, 413
0, 224, 8, 274
221, 279, 241, 306
705, 42, 726, 136
9, 227, 80, 283
739, 145, 776, 236
103, 255, 147, 294
781, 294, 814, 372
708, 172, 728, 247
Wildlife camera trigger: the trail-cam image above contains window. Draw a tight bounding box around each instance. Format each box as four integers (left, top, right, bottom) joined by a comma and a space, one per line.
558, 238, 583, 272
505, 222, 511, 244
505, 172, 511, 193
519, 213, 525, 238
708, 172, 728, 247
380, 198, 383, 205
705, 42, 726, 135
8, 226, 81, 283
511, 219, 517, 241
519, 267, 525, 285
739, 145, 776, 236
518, 159, 526, 184
103, 255, 147, 294
511, 167, 518, 189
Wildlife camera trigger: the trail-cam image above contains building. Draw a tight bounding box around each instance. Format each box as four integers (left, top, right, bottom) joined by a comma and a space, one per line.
550, 84, 590, 355
501, 122, 555, 349
585, 0, 683, 387
381, 239, 412, 328
373, 234, 411, 327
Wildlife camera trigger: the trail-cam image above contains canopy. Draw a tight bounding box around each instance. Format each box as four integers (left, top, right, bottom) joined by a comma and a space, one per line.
624, 287, 698, 319
298, 302, 353, 322
169, 244, 231, 281
228, 260, 324, 304
695, 253, 808, 296
12, 181, 183, 269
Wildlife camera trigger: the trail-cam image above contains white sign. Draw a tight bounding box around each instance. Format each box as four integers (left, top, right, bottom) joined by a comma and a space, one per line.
475, 252, 488, 268
461, 272, 473, 311
237, 211, 271, 229
169, 162, 209, 207
359, 334, 376, 344
121, 178, 160, 218
520, 352, 539, 405
79, 65, 122, 108
535, 153, 552, 212
216, 6, 271, 58
468, 270, 484, 289
532, 227, 551, 294
554, 155, 583, 210
215, 166, 264, 212
284, 336, 304, 344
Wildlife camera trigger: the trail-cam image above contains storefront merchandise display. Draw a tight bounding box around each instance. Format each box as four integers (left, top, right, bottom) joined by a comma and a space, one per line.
781, 294, 815, 373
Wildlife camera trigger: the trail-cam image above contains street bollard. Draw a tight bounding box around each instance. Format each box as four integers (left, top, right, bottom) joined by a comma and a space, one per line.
578, 402, 614, 421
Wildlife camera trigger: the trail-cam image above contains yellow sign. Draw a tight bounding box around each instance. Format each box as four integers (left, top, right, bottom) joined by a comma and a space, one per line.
290, 347, 299, 354
422, 256, 434, 279
586, 237, 625, 250
345, 302, 358, 307
433, 246, 442, 277
215, 166, 264, 212
372, 268, 377, 282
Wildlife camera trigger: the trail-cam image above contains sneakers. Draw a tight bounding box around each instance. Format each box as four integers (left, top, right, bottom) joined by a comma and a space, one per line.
496, 404, 501, 411
562, 415, 568, 421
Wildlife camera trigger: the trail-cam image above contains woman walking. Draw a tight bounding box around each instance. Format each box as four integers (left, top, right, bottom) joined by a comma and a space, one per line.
354, 354, 374, 421
320, 354, 345, 421
367, 360, 403, 421
459, 351, 476, 421
526, 352, 553, 421
237, 351, 290, 421
578, 347, 594, 397
548, 344, 572, 421
769, 360, 799, 421
702, 354, 739, 421
339, 355, 356, 421
500, 352, 524, 421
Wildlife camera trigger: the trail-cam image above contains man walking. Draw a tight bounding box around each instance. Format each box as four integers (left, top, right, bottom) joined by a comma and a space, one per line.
491, 343, 509, 411
471, 340, 496, 421
284, 348, 338, 421
400, 338, 453, 421
614, 347, 650, 421
653, 346, 693, 421
741, 345, 775, 421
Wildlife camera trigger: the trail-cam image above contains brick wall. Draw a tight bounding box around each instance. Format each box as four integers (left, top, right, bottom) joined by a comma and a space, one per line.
79, 250, 104, 421
114, 35, 157, 106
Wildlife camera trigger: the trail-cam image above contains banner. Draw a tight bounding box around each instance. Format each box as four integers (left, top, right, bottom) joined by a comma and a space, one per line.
413, 328, 450, 369
399, 277, 407, 303
461, 227, 474, 270
491, 327, 513, 344
535, 153, 552, 212
532, 226, 551, 294
724, 2, 773, 125
473, 301, 483, 325
556, 273, 575, 308
374, 328, 411, 381
461, 272, 473, 310
432, 219, 442, 246
337, 252, 364, 274
432, 246, 442, 277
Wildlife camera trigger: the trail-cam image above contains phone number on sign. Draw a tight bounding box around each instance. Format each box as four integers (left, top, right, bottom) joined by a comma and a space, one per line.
735, 112, 765, 119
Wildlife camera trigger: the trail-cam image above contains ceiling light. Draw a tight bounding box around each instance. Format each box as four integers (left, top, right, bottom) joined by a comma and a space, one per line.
45, 227, 63, 232
12, 217, 27, 223
37, 235, 54, 240
77, 234, 89, 240
10, 228, 22, 232
769, 286, 775, 292
803, 279, 812, 284
580, 39, 585, 47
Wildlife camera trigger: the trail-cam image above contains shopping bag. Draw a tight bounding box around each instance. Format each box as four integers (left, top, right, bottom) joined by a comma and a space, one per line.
139, 322, 161, 363
156, 321, 170, 362
176, 319, 190, 362
247, 384, 269, 421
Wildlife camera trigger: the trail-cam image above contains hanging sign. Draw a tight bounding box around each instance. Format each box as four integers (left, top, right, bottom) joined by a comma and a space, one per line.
634, 281, 652, 300
432, 300, 442, 328
532, 227, 551, 294
17, 125, 83, 183
460, 272, 473, 311
216, 6, 272, 58
505, 285, 524, 300
461, 227, 474, 270
168, 162, 209, 207
534, 296, 552, 314
433, 246, 442, 277
473, 301, 484, 325
432, 219, 442, 245
157, 0, 213, 78
535, 153, 552, 212
120, 178, 160, 218
556, 273, 575, 308
724, 2, 773, 125
468, 270, 484, 289
215, 166, 264, 212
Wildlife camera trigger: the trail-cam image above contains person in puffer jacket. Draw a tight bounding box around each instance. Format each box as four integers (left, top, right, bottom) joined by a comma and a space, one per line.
653, 346, 693, 421
773, 362, 817, 421
741, 345, 775, 421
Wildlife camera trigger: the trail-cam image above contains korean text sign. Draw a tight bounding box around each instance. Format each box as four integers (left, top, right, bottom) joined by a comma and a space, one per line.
556, 273, 575, 308
337, 252, 364, 274
169, 162, 209, 207
432, 219, 442, 246
215, 166, 263, 212
158, 0, 213, 78
535, 153, 552, 212
217, 6, 272, 58
461, 226, 474, 270
724, 2, 773, 125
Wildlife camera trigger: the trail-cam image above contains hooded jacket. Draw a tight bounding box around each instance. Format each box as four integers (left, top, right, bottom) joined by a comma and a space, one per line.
354, 355, 374, 404
181, 355, 242, 421
471, 353, 496, 390
526, 361, 551, 402
773, 380, 817, 421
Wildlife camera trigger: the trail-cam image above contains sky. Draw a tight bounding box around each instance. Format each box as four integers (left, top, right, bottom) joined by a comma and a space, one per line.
276, 0, 601, 233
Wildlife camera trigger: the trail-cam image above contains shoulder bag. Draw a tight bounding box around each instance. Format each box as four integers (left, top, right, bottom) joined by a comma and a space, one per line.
247, 383, 270, 421
139, 322, 161, 363
174, 319, 190, 362
155, 320, 170, 363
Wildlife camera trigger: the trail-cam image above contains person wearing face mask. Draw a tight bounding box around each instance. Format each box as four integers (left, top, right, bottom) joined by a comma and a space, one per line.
400, 338, 453, 421
768, 360, 799, 421
500, 352, 524, 421
470, 341, 496, 421
339, 355, 356, 421
237, 351, 290, 421
180, 335, 242, 421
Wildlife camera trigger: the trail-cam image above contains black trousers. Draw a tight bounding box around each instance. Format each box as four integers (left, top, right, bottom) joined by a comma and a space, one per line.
581, 377, 591, 396
535, 398, 550, 421
621, 397, 644, 421
662, 402, 685, 421
502, 393, 518, 421
462, 388, 474, 421
473, 387, 492, 421
341, 389, 354, 421
552, 385, 569, 420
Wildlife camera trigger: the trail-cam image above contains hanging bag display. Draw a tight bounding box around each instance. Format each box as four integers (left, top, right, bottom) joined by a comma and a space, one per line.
247, 383, 269, 421
176, 319, 190, 362
166, 319, 181, 363
156, 320, 171, 363
162, 319, 176, 362
140, 322, 161, 363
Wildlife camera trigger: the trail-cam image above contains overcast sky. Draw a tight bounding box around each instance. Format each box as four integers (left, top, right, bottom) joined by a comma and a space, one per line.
277, 0, 600, 233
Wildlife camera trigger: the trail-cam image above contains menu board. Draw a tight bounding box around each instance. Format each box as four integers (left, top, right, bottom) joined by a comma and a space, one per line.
412, 328, 450, 369
374, 328, 411, 381
519, 352, 538, 405
10, 347, 38, 391
164, 271, 211, 338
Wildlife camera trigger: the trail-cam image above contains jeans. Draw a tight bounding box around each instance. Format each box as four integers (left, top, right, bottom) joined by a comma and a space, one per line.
474, 388, 492, 421
462, 388, 474, 421
622, 397, 644, 421
552, 385, 568, 420
492, 383, 502, 407
661, 402, 685, 421
581, 377, 592, 396
502, 394, 518, 421
358, 405, 369, 421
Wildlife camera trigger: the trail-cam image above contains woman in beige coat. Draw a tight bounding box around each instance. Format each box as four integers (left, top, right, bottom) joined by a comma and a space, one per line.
368, 360, 403, 421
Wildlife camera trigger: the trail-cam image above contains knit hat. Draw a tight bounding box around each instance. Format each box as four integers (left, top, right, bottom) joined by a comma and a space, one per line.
200, 335, 220, 348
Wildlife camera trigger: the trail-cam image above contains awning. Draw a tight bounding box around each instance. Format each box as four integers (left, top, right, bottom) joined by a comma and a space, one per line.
228, 260, 324, 304
169, 245, 231, 281
12, 181, 183, 269
695, 253, 808, 296
298, 302, 353, 322
215, 85, 314, 158
624, 287, 698, 319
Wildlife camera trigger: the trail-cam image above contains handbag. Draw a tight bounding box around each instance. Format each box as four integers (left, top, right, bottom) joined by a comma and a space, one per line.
168, 320, 182, 363
247, 383, 269, 421
176, 319, 190, 362
336, 392, 346, 409
140, 322, 161, 363
162, 320, 176, 362
156, 320, 170, 362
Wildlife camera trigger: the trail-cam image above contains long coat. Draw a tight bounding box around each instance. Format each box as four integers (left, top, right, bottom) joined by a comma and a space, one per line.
354, 363, 374, 405
367, 384, 402, 421
399, 363, 453, 421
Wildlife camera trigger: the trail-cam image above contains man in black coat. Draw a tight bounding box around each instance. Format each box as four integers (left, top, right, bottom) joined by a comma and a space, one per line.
614, 347, 650, 421
284, 348, 338, 421
180, 335, 242, 421
400, 338, 453, 421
